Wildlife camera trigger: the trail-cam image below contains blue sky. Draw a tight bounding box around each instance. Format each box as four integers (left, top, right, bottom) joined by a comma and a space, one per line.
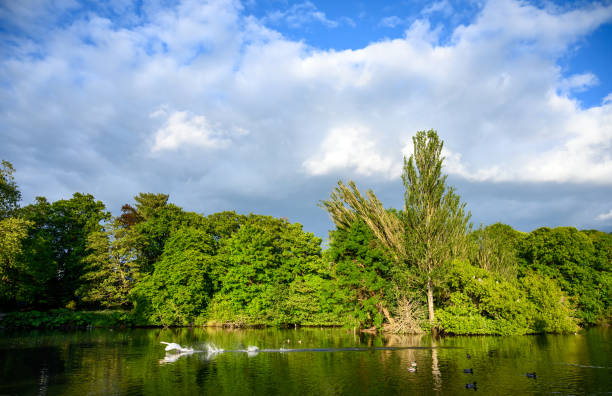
1, 0, 611, 239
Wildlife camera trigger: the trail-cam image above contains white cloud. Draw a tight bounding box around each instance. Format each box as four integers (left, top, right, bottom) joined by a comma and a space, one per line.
1, 0, 612, 235
265, 1, 338, 28
441, 147, 504, 182
303, 126, 397, 177
422, 0, 453, 17
597, 209, 612, 221
151, 110, 231, 152
379, 16, 403, 28
559, 73, 599, 94
597, 210, 612, 221
292, 0, 612, 184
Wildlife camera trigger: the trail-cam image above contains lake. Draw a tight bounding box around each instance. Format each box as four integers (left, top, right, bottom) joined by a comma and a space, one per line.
1, 326, 610, 395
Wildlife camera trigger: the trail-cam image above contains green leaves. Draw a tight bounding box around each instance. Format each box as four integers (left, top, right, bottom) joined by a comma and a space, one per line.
402, 130, 472, 276
0, 160, 21, 219
15, 193, 110, 308
470, 223, 523, 280
209, 215, 327, 326
320, 181, 405, 262
518, 227, 612, 325
78, 221, 141, 308
436, 260, 577, 335
327, 219, 395, 328
131, 227, 216, 326
0, 217, 32, 305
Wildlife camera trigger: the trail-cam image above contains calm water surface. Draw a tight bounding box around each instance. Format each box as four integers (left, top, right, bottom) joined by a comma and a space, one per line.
1, 327, 610, 395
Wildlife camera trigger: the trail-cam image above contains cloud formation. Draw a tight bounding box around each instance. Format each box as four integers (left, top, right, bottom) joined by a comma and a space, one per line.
303, 126, 399, 177
598, 209, 612, 221
151, 109, 244, 152
1, 0, 611, 236
264, 1, 341, 28
379, 16, 404, 28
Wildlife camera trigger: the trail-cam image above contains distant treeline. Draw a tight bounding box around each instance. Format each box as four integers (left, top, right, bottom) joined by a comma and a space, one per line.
1, 132, 610, 334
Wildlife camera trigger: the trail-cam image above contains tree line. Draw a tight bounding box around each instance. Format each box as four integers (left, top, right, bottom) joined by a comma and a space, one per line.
1, 131, 610, 334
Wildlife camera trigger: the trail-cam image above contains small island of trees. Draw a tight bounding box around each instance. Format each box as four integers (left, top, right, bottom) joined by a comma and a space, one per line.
1, 130, 610, 334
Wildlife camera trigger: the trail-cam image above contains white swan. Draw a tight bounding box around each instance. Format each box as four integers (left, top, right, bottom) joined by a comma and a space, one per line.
161, 341, 192, 353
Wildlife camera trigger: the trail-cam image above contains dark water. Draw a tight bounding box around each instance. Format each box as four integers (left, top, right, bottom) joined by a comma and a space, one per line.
1, 327, 611, 395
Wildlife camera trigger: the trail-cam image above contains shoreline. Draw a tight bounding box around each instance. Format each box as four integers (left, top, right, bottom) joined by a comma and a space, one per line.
2, 309, 604, 335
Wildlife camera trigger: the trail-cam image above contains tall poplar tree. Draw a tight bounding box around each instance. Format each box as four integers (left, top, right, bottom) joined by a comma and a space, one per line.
402, 130, 471, 328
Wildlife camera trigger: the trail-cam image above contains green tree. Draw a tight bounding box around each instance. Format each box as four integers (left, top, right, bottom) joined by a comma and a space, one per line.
277, 273, 342, 326
117, 193, 208, 274
470, 223, 524, 280
0, 217, 32, 307
131, 227, 217, 326
518, 227, 611, 325
77, 220, 141, 308
402, 130, 472, 328
19, 193, 110, 307
84, 193, 211, 312
326, 219, 395, 328
0, 160, 22, 219
320, 182, 407, 326
582, 230, 612, 272
205, 211, 247, 242
211, 215, 324, 325
322, 130, 471, 330
437, 260, 531, 335
521, 273, 577, 333
436, 260, 577, 335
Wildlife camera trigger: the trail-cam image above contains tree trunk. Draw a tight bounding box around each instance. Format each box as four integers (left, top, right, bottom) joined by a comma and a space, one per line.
427, 278, 435, 330
370, 290, 395, 325
378, 302, 395, 325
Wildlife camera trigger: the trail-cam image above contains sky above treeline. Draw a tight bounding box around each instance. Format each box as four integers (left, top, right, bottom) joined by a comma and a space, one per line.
1, 0, 611, 239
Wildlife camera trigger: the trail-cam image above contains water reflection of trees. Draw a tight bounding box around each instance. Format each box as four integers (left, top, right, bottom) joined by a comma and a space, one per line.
1, 328, 610, 395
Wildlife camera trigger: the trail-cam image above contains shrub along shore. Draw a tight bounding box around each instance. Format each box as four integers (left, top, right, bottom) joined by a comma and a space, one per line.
1, 131, 610, 334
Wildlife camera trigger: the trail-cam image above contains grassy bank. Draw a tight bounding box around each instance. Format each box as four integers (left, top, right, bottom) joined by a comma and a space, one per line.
0, 309, 135, 329
0, 310, 344, 330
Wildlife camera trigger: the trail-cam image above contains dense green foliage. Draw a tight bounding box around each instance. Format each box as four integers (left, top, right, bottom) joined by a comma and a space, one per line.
470, 222, 522, 280
436, 260, 577, 335
326, 219, 395, 328
132, 227, 217, 326
1, 136, 610, 335
78, 222, 140, 308
518, 227, 612, 325
208, 215, 338, 327
0, 217, 32, 304
0, 160, 22, 219
1, 193, 110, 308
2, 309, 133, 329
